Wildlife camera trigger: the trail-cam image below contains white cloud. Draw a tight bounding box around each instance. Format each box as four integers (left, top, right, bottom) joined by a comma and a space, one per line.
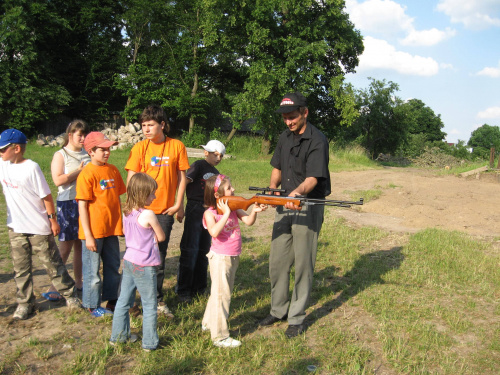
400, 27, 456, 46
437, 0, 500, 29
345, 0, 413, 34
346, 0, 456, 46
477, 106, 500, 119
440, 62, 455, 70
357, 37, 439, 76
476, 61, 500, 78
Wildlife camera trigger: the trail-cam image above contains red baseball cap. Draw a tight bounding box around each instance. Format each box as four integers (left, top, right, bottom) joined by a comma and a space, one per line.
84, 132, 118, 153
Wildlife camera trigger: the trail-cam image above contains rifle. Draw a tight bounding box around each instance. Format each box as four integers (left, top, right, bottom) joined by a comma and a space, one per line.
216, 186, 363, 214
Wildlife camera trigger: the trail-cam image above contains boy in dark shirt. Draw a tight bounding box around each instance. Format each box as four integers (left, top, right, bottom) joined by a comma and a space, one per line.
176, 140, 225, 303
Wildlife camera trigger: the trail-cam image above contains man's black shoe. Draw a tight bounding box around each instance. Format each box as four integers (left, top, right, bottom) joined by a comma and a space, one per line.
285, 324, 305, 338
258, 314, 284, 327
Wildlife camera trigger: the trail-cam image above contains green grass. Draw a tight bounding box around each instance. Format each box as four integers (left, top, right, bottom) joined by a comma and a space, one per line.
2, 140, 500, 374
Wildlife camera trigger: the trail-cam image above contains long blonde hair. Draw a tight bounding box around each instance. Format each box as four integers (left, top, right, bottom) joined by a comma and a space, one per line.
123, 173, 158, 216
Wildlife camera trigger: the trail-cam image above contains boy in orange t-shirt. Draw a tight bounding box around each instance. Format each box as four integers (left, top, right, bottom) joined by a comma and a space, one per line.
125, 105, 189, 318
76, 132, 126, 317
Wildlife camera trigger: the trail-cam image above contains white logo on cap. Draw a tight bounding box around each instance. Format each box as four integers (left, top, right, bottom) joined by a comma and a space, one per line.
280, 98, 295, 105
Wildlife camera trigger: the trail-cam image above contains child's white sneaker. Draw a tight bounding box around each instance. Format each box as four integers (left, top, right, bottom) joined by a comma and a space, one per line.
157, 302, 174, 319
213, 337, 241, 348
201, 324, 209, 332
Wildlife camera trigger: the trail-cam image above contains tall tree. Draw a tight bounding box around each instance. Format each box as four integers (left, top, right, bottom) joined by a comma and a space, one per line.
0, 0, 71, 130
467, 124, 500, 159
227, 0, 363, 150
0, 0, 127, 131
400, 98, 446, 142
353, 78, 408, 158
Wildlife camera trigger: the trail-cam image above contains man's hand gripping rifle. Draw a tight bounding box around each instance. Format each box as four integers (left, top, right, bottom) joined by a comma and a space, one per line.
216, 186, 363, 214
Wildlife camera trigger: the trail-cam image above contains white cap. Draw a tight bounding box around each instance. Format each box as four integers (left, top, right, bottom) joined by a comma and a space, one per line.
201, 140, 226, 155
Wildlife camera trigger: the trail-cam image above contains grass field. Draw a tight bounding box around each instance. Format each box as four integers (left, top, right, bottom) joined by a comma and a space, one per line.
0, 141, 499, 374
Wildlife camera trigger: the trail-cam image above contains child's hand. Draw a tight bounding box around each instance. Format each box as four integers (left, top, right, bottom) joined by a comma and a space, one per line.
252, 203, 268, 213
217, 198, 231, 215
86, 237, 97, 252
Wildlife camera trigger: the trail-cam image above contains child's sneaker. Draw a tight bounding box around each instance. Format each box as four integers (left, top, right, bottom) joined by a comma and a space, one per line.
66, 297, 82, 310
201, 324, 209, 332
157, 302, 174, 319
13, 304, 35, 320
89, 307, 113, 317
109, 334, 138, 346
213, 337, 241, 348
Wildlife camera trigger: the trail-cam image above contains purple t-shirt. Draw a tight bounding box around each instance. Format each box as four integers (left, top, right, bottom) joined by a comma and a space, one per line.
203, 208, 242, 256
123, 209, 161, 266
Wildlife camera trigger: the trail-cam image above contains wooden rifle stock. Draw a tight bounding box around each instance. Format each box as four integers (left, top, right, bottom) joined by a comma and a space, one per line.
216, 195, 301, 214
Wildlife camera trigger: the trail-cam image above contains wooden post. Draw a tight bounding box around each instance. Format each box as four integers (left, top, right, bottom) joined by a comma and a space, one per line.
490, 147, 495, 168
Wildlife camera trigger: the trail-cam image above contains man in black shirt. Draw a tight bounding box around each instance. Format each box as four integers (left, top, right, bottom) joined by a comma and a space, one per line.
258, 92, 331, 338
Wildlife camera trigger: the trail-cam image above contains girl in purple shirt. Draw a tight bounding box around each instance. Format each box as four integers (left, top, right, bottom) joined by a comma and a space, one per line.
110, 173, 165, 351
201, 174, 267, 348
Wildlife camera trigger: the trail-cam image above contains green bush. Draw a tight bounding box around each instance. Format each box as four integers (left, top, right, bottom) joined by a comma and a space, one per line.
180, 125, 207, 148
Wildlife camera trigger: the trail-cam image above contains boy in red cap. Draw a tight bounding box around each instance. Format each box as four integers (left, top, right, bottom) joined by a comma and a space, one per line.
76, 131, 126, 317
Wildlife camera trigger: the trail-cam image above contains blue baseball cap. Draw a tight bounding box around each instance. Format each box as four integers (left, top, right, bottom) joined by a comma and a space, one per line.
0, 129, 27, 148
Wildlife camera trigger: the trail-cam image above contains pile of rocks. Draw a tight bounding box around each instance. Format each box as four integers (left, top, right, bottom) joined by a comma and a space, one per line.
36, 123, 144, 149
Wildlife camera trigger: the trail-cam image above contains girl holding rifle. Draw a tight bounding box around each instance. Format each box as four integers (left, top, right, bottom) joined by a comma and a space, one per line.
201, 174, 267, 347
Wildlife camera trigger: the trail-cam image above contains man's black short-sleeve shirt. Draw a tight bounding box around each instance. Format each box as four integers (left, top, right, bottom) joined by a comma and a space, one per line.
270, 123, 331, 199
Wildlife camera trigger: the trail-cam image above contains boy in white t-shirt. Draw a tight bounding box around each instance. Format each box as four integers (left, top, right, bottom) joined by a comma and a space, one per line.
0, 129, 80, 320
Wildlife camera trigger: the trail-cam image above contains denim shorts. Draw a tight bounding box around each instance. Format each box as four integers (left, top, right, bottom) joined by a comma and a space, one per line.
57, 200, 79, 241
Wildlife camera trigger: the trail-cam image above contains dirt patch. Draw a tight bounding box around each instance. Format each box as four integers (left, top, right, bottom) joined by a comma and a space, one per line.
1, 166, 499, 372
330, 167, 500, 238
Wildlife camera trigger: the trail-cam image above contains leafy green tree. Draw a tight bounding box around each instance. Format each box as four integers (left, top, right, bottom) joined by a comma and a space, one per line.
0, 0, 127, 130
0, 1, 71, 130
117, 0, 242, 131
467, 124, 500, 159
226, 0, 364, 149
400, 99, 446, 141
353, 78, 408, 158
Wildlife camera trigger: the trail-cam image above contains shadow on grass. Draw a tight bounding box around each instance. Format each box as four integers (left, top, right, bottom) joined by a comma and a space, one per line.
308, 246, 404, 328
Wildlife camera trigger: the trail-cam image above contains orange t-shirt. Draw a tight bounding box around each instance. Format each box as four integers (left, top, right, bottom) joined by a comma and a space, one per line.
76, 163, 126, 239
125, 138, 190, 214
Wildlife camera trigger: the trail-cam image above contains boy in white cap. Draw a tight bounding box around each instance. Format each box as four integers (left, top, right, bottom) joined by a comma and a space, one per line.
0, 129, 80, 320
176, 140, 226, 303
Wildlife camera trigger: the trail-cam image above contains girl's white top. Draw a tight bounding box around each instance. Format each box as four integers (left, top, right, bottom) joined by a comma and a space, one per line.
56, 147, 90, 201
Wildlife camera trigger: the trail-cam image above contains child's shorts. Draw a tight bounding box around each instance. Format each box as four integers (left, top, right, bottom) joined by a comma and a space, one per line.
57, 200, 79, 241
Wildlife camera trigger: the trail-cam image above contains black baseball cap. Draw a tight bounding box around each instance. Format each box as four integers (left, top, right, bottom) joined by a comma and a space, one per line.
275, 92, 308, 113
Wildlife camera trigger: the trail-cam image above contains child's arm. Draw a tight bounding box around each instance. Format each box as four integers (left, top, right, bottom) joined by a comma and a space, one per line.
238, 203, 268, 226
42, 193, 60, 236
204, 200, 231, 238
138, 209, 166, 243
51, 152, 84, 187
78, 200, 96, 251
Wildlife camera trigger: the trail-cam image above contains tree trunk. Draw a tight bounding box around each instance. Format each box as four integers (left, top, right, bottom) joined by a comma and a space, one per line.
226, 127, 237, 143
261, 139, 271, 155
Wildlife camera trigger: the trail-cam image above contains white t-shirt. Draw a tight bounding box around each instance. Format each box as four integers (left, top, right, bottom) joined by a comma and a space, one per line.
0, 159, 52, 235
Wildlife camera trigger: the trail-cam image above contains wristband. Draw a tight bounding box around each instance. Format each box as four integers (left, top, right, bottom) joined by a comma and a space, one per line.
47, 213, 56, 219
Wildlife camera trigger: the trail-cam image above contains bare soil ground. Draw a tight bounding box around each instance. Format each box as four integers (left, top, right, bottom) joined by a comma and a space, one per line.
1, 166, 499, 373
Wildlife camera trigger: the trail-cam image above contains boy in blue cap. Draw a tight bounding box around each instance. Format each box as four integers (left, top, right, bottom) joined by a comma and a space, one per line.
0, 129, 80, 320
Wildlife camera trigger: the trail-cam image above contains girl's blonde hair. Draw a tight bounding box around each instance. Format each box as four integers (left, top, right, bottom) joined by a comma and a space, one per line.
123, 172, 158, 216
62, 119, 90, 148
204, 174, 230, 208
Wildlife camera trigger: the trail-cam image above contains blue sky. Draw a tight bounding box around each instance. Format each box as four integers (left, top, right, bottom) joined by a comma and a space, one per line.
343, 0, 500, 144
